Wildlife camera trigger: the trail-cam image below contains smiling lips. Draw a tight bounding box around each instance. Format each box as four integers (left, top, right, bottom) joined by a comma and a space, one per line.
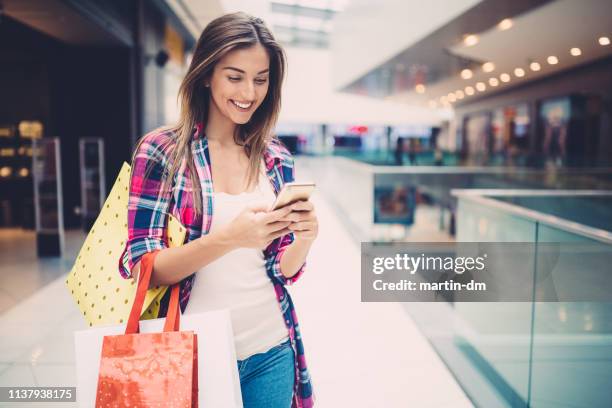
231, 99, 253, 110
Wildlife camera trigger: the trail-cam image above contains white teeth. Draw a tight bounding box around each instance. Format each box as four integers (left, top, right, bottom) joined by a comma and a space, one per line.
232, 100, 252, 109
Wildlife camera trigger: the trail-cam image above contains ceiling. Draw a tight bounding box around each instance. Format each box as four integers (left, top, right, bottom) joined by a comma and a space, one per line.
342, 0, 612, 107
1, 0, 133, 45
164, 0, 225, 38
167, 0, 349, 48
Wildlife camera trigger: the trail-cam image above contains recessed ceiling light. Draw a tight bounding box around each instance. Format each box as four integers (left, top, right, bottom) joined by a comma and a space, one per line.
514, 68, 525, 77
463, 34, 479, 47
570, 47, 582, 56
500, 73, 511, 82
599, 36, 610, 46
498, 18, 513, 31
461, 69, 473, 79
482, 62, 495, 72
530, 62, 541, 71
448, 93, 457, 102
489, 78, 499, 87
455, 90, 465, 99
547, 55, 559, 65
415, 84, 426, 93
475, 82, 486, 92
465, 86, 475, 95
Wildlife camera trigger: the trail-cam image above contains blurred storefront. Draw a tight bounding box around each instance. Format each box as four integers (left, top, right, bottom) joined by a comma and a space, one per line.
0, 0, 194, 230
456, 60, 612, 168
334, 0, 612, 169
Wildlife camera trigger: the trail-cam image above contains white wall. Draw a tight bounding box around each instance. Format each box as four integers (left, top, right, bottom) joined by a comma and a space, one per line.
331, 0, 482, 90
280, 46, 450, 126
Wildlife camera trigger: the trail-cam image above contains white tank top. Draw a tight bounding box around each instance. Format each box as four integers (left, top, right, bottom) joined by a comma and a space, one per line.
184, 168, 289, 360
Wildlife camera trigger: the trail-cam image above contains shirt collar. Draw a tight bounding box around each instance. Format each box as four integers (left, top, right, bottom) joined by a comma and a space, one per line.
263, 149, 280, 171
193, 122, 205, 140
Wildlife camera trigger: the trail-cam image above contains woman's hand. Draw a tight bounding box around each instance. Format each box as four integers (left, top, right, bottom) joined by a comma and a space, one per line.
282, 200, 318, 242
223, 204, 294, 249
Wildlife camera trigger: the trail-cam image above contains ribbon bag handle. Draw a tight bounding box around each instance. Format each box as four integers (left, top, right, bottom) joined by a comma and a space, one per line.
125, 250, 181, 334
163, 283, 181, 332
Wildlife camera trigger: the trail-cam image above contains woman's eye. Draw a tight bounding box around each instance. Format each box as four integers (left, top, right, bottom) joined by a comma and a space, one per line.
255, 79, 268, 85
228, 77, 241, 82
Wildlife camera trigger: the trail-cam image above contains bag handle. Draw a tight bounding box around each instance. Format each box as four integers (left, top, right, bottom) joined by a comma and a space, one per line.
163, 282, 181, 332
125, 250, 181, 334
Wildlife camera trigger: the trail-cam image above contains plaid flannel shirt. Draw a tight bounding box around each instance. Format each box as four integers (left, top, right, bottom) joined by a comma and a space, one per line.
118, 124, 314, 407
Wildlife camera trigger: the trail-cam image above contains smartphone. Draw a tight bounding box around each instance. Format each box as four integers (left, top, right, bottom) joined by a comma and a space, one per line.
270, 182, 316, 211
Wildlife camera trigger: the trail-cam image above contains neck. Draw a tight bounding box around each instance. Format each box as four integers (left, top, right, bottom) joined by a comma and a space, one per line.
205, 100, 238, 146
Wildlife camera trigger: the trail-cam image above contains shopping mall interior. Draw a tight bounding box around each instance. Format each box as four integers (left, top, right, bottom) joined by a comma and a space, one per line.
0, 0, 611, 406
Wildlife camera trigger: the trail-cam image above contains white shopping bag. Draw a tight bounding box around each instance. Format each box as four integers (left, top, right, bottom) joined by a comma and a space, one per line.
74, 309, 243, 407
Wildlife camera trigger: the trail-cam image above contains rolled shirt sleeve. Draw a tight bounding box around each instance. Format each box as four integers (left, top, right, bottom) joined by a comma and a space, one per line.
119, 132, 174, 279
264, 147, 307, 286
266, 232, 306, 286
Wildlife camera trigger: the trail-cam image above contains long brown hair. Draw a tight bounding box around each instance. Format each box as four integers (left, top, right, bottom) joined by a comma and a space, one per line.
131, 12, 286, 217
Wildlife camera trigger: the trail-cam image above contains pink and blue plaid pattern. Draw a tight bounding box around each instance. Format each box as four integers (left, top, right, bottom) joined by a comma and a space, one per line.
119, 124, 314, 407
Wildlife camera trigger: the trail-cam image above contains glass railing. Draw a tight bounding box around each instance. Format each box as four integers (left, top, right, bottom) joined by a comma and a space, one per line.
326, 149, 612, 168
440, 190, 612, 408
301, 154, 612, 406
299, 155, 612, 242
331, 149, 461, 166
530, 223, 612, 407
493, 194, 612, 233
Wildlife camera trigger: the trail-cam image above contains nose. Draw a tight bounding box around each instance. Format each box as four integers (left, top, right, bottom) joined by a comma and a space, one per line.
241, 81, 255, 101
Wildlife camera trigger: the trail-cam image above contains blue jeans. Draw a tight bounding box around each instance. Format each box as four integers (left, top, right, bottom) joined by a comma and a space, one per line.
237, 339, 295, 408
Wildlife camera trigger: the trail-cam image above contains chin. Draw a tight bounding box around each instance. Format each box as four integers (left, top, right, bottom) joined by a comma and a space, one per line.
230, 115, 251, 125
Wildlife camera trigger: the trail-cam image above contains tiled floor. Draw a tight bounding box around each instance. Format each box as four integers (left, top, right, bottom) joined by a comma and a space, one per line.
0, 228, 85, 314
0, 159, 472, 407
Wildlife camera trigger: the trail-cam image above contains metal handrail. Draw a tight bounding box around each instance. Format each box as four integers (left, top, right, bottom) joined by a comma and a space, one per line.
452, 189, 612, 244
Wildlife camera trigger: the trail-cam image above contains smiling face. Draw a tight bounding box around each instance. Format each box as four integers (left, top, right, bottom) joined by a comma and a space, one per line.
208, 44, 271, 126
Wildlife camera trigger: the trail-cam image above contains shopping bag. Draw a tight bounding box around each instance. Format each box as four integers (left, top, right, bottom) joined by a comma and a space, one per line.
65, 162, 186, 326
74, 257, 243, 407
95, 251, 197, 407
75, 311, 242, 407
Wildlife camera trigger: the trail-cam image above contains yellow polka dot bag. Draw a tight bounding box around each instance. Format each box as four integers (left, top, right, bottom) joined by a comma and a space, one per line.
65, 162, 186, 327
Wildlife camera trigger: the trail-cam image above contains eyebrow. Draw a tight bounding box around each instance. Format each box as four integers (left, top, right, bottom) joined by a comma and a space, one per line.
222, 67, 269, 75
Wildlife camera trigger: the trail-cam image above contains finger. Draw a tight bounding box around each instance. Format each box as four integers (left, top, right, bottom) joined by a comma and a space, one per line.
288, 221, 316, 231
281, 211, 315, 223
291, 200, 314, 212
278, 212, 304, 223
266, 221, 291, 233
263, 205, 293, 223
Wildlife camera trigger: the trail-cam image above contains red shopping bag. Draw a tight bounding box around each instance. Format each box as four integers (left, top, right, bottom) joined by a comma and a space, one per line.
95, 251, 198, 407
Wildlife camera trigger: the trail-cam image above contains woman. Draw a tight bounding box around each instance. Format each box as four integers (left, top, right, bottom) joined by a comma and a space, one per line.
118, 12, 317, 408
